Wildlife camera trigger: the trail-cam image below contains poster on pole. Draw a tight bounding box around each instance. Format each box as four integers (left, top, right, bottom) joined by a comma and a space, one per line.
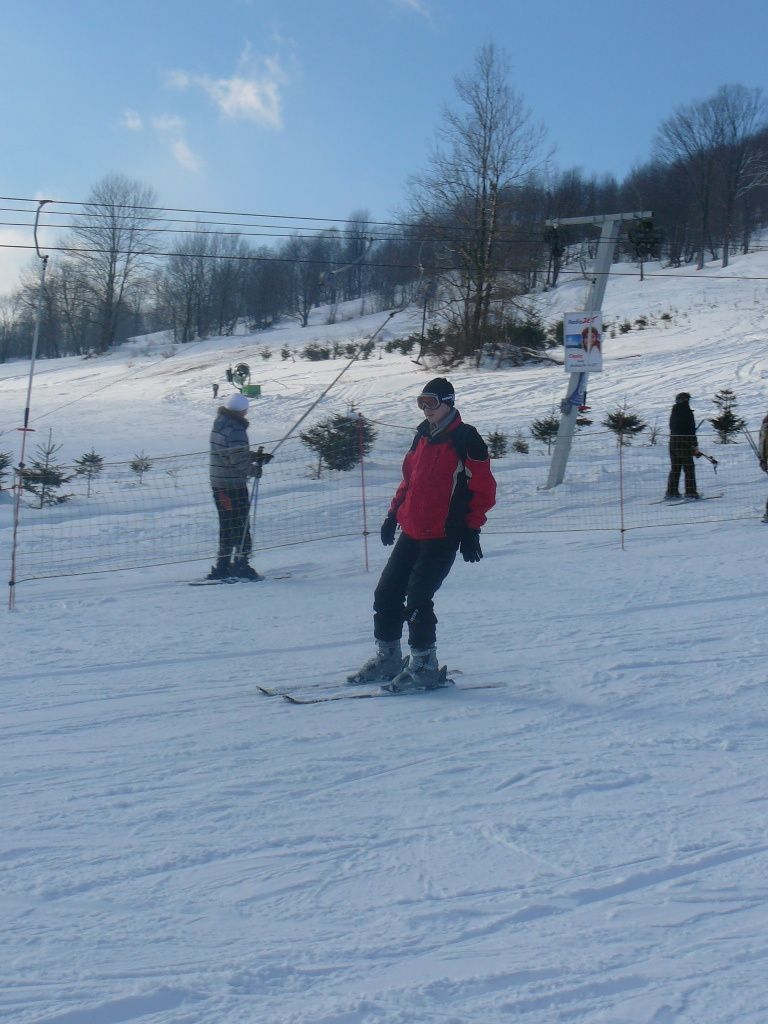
564, 312, 603, 372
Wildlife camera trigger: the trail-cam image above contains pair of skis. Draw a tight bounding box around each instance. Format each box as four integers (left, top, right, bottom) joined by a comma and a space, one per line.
257, 675, 505, 705
650, 493, 724, 506
189, 573, 291, 586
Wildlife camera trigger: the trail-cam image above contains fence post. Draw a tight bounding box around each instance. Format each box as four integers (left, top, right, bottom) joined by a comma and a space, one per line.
357, 414, 369, 572
618, 412, 626, 550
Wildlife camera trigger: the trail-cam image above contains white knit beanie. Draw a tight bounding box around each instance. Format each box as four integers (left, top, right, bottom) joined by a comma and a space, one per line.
226, 392, 249, 413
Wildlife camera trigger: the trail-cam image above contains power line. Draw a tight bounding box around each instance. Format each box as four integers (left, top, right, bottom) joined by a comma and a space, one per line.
0, 195, 422, 231
3, 240, 768, 282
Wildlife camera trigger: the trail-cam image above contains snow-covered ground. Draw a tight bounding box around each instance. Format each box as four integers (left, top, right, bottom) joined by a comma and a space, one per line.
3, 252, 768, 1023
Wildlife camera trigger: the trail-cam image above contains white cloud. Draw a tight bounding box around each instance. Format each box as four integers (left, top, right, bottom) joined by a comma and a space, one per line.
391, 0, 430, 13
152, 115, 204, 174
168, 52, 287, 129
121, 109, 144, 131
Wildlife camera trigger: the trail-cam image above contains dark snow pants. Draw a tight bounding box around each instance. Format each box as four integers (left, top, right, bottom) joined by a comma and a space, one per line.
667, 439, 698, 497
373, 532, 459, 650
212, 486, 252, 558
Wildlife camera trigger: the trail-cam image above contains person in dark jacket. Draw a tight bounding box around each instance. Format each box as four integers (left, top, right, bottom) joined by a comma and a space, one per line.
348, 377, 497, 692
757, 412, 768, 521
665, 392, 702, 499
208, 392, 267, 580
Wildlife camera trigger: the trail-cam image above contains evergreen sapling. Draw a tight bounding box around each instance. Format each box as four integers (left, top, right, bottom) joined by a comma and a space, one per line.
709, 388, 745, 444
21, 430, 74, 507
74, 449, 105, 496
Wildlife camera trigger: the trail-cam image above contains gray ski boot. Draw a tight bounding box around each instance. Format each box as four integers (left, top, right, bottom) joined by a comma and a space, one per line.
382, 645, 445, 693
347, 639, 403, 685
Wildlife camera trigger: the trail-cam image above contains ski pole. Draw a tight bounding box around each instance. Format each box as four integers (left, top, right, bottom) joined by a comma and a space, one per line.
237, 447, 271, 556
249, 475, 260, 537
697, 451, 718, 473
742, 426, 767, 472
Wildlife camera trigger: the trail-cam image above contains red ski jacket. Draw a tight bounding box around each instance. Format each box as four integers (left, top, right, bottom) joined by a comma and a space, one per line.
389, 413, 497, 541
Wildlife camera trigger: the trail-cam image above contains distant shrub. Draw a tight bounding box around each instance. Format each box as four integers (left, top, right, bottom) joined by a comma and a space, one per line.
385, 334, 417, 355
511, 431, 530, 454
302, 343, 332, 361
530, 414, 561, 453
486, 430, 508, 459
130, 451, 154, 483
0, 451, 12, 490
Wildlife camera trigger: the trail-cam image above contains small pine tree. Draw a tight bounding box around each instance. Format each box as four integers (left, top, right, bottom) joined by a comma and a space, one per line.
530, 413, 561, 453
486, 430, 508, 459
21, 430, 74, 507
0, 450, 12, 490
301, 342, 331, 361
74, 449, 105, 496
300, 411, 377, 477
511, 431, 529, 454
130, 451, 154, 484
602, 405, 648, 446
709, 388, 745, 444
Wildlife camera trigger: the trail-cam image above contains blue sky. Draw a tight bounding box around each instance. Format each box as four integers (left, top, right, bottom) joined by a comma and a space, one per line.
3, 0, 768, 291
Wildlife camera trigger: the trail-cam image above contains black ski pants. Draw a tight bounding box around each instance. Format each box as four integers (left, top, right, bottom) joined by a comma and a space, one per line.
212, 486, 252, 559
373, 532, 459, 650
667, 440, 698, 497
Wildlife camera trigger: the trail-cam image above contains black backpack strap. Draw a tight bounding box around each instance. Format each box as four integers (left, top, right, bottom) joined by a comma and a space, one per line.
449, 422, 471, 465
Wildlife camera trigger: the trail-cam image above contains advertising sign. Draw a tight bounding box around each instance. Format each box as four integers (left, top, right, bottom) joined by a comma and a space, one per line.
564, 312, 603, 372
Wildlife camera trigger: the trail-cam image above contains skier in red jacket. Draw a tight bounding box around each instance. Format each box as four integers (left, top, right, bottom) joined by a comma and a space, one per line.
348, 377, 497, 692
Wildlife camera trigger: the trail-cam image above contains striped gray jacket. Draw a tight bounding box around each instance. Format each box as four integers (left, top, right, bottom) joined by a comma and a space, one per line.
209, 408, 253, 489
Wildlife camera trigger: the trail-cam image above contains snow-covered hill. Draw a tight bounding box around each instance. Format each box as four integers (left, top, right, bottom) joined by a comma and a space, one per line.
3, 253, 768, 1024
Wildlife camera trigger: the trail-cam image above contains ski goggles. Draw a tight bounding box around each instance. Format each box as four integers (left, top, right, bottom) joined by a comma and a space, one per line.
417, 393, 451, 410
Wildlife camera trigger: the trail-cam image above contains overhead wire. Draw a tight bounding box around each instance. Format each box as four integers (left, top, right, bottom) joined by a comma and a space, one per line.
2, 238, 768, 283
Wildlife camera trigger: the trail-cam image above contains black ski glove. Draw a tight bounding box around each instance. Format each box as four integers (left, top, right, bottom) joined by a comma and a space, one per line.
380, 512, 397, 546
250, 447, 274, 478
460, 527, 483, 563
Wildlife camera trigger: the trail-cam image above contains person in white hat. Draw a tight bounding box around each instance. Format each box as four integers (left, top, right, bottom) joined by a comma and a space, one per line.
207, 392, 266, 579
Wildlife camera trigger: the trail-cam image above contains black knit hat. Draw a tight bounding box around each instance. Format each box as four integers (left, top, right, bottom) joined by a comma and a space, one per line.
675, 392, 691, 404
420, 377, 455, 406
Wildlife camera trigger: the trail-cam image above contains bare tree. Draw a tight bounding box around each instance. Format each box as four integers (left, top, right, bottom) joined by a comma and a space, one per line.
654, 97, 720, 270
710, 85, 768, 266
282, 230, 340, 327
341, 210, 373, 301
65, 174, 161, 351
408, 44, 550, 363
0, 295, 17, 364
161, 230, 211, 343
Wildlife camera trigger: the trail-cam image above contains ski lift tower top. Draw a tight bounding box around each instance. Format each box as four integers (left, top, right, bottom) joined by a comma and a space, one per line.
544, 211, 652, 489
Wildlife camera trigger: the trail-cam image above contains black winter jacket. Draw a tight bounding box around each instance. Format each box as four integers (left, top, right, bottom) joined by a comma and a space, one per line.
209, 408, 253, 489
669, 402, 697, 451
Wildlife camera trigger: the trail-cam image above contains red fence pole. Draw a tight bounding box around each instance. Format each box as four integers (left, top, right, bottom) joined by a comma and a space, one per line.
618, 414, 626, 550
357, 414, 370, 572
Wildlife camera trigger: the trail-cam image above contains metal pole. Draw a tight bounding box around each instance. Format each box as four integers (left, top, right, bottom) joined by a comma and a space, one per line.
9, 200, 51, 609
357, 414, 370, 573
544, 211, 651, 489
